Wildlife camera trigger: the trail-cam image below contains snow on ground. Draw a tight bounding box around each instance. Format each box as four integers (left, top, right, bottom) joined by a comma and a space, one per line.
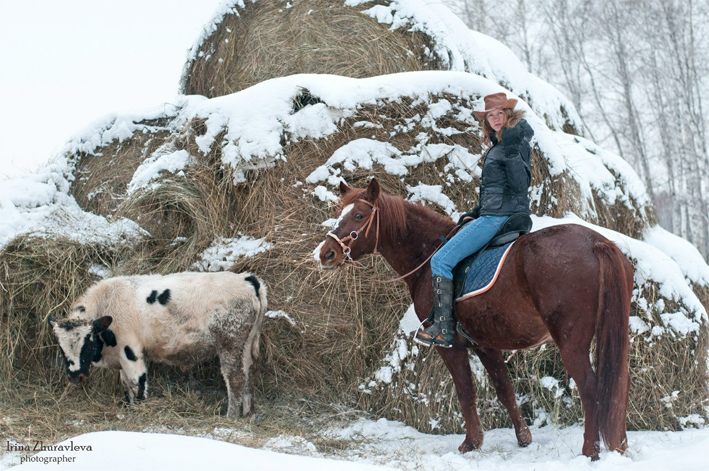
2, 419, 709, 471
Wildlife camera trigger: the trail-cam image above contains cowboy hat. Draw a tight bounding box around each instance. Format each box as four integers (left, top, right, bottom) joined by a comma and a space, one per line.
472, 92, 518, 120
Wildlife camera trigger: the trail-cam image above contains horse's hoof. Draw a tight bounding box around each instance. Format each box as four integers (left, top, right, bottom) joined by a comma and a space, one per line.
516, 426, 532, 447
458, 438, 482, 453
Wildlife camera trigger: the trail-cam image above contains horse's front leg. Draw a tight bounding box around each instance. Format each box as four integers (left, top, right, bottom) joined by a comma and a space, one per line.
474, 348, 531, 447
437, 345, 484, 452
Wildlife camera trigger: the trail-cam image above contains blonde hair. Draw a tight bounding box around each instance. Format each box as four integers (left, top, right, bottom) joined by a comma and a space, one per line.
481, 109, 526, 146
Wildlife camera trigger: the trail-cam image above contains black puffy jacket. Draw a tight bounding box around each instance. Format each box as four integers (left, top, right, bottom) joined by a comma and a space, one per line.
471, 118, 534, 217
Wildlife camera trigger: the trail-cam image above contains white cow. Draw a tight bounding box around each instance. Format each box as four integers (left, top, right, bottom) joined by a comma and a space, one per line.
48, 271, 267, 417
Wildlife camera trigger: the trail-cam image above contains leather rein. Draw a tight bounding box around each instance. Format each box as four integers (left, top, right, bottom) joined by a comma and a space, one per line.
326, 198, 461, 284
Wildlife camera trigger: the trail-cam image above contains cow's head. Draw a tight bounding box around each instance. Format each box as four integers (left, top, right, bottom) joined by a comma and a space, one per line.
48, 313, 113, 384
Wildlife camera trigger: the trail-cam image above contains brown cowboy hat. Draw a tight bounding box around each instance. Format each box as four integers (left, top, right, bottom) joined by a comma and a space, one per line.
473, 92, 518, 120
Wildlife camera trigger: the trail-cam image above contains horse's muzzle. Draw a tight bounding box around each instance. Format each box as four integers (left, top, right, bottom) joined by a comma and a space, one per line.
319, 251, 337, 270
317, 239, 341, 270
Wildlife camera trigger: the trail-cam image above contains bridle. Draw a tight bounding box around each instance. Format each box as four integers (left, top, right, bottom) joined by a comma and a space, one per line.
325, 197, 461, 282
326, 199, 380, 264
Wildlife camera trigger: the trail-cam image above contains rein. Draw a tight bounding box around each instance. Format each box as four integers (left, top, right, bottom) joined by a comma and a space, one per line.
327, 198, 461, 284
377, 224, 460, 284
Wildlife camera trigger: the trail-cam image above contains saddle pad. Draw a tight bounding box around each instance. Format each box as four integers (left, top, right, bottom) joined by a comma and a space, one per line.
456, 241, 515, 301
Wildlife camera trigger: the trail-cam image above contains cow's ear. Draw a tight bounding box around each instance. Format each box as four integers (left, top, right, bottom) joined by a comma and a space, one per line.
339, 180, 352, 197
92, 316, 112, 333
47, 314, 58, 328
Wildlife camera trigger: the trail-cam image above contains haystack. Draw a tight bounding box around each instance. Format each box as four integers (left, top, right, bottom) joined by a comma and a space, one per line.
1, 0, 707, 446
180, 0, 438, 98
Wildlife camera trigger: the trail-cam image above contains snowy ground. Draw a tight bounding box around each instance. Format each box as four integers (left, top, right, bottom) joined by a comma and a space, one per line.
2, 419, 708, 470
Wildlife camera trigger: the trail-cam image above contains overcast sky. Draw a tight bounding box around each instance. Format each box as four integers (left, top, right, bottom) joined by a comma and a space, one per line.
0, 0, 222, 178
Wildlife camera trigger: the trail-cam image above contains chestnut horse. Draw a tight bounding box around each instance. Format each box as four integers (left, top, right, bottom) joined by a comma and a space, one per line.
317, 179, 632, 460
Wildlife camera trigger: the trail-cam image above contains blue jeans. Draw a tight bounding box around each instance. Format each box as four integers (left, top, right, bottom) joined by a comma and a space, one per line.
431, 215, 509, 279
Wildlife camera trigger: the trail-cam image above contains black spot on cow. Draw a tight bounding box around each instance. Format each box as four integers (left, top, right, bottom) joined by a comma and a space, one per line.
146, 290, 158, 304
245, 275, 260, 298
124, 346, 138, 362
71, 333, 95, 379
99, 329, 117, 347
137, 373, 147, 401
93, 336, 104, 363
157, 289, 171, 306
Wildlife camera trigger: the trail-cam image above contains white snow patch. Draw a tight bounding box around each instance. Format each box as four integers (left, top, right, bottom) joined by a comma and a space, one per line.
192, 235, 271, 272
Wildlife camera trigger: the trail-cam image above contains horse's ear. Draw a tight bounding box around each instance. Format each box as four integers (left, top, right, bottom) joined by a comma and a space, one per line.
364, 178, 380, 202
339, 181, 352, 197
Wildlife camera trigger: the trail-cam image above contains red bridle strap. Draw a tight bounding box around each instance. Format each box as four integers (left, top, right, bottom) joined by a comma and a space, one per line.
327, 199, 380, 263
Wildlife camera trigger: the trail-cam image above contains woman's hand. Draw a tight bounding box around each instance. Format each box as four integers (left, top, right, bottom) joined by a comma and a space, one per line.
457, 207, 480, 226
501, 126, 524, 157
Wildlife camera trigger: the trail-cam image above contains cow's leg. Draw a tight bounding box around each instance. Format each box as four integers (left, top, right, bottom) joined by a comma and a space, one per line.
119, 346, 148, 403
437, 345, 484, 452
211, 300, 263, 418
217, 346, 247, 418
213, 322, 251, 417
238, 316, 262, 416
474, 348, 531, 447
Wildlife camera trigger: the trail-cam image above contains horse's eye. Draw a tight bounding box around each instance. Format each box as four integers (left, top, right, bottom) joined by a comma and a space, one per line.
354, 214, 363, 220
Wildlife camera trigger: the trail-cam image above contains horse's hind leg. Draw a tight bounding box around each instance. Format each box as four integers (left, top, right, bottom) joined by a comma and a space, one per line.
558, 344, 599, 459
475, 348, 531, 447
437, 345, 484, 452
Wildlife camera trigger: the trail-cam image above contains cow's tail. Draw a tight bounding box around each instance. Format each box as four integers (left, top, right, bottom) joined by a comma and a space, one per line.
247, 274, 268, 361
593, 240, 631, 453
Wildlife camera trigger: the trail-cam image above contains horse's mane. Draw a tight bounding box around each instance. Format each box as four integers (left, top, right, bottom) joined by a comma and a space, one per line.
341, 187, 454, 243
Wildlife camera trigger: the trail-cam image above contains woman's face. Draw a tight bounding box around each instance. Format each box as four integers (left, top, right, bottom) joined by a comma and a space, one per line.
486, 109, 505, 132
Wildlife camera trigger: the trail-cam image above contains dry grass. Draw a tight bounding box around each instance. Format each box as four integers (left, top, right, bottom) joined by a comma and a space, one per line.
0, 237, 115, 382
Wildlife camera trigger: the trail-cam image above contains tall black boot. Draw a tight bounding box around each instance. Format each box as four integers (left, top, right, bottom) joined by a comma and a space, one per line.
414, 276, 455, 348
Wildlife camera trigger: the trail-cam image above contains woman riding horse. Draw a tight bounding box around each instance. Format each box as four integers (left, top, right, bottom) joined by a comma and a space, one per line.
415, 92, 535, 348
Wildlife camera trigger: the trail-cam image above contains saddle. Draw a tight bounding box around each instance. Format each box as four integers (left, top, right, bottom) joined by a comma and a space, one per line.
452, 213, 532, 299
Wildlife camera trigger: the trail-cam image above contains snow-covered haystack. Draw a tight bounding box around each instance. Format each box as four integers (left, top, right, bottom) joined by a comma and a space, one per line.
180, 0, 581, 134
180, 0, 436, 99
1, 0, 708, 439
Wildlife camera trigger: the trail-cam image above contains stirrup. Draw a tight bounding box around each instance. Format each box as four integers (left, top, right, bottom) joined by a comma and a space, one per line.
413, 321, 435, 347
414, 324, 453, 348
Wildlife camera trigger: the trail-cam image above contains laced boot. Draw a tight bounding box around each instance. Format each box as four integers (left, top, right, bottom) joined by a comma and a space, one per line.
415, 276, 455, 348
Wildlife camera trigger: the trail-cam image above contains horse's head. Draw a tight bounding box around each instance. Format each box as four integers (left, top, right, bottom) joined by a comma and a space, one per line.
317, 179, 381, 269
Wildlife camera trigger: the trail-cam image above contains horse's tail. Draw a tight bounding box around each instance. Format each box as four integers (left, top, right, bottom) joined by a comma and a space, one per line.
593, 239, 632, 453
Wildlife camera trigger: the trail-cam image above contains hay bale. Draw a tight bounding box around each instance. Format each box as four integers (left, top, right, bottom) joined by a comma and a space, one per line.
181, 0, 438, 98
